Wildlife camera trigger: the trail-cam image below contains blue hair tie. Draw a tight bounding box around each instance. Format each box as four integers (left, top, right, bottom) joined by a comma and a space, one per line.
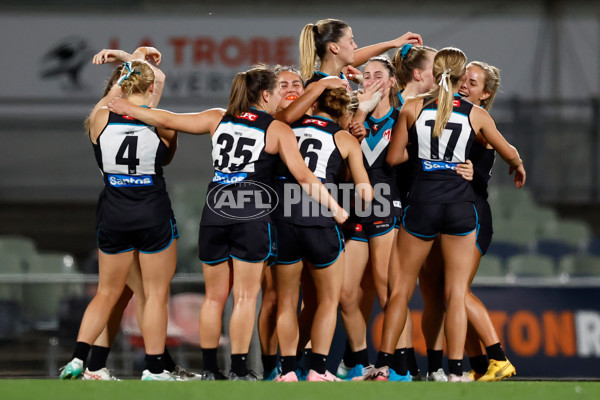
400, 44, 413, 59
118, 61, 141, 86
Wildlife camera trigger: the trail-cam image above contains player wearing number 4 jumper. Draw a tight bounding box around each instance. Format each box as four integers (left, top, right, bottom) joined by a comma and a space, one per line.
61, 58, 179, 382
108, 65, 348, 381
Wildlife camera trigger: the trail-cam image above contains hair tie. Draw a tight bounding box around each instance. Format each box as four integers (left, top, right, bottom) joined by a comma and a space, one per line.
312, 24, 319, 35
118, 61, 141, 86
439, 68, 451, 92
400, 44, 413, 59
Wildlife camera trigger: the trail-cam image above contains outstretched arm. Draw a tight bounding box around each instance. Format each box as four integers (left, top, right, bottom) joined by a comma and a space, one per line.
108, 98, 224, 135
353, 32, 423, 67
92, 46, 158, 65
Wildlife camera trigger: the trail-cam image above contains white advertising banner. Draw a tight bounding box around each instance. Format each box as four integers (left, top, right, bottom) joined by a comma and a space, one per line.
1, 13, 598, 113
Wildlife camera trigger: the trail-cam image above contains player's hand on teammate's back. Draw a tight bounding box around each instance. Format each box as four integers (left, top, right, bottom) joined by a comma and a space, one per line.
456, 159, 474, 181
107, 97, 133, 116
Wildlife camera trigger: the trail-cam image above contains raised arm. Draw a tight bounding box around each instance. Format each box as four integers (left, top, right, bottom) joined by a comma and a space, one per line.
92, 46, 154, 66
108, 98, 223, 135
148, 65, 166, 108
267, 120, 348, 224
352, 32, 423, 67
274, 77, 347, 124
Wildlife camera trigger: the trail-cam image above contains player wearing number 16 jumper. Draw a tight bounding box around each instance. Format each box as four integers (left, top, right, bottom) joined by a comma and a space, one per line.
108, 65, 348, 380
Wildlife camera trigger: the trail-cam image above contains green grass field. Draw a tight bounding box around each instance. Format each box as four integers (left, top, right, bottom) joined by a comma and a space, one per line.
1, 380, 599, 400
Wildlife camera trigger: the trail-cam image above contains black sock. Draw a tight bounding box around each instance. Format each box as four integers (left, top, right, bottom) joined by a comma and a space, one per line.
343, 340, 356, 367
448, 359, 463, 376
406, 348, 420, 376
469, 354, 489, 375
309, 352, 327, 374
486, 343, 507, 361
145, 353, 165, 374
231, 353, 249, 376
163, 347, 177, 372
427, 349, 443, 373
261, 354, 278, 373
374, 351, 393, 368
297, 348, 311, 368
391, 349, 408, 375
281, 356, 297, 375
73, 342, 91, 363
87, 346, 110, 371
353, 348, 369, 367
202, 348, 219, 372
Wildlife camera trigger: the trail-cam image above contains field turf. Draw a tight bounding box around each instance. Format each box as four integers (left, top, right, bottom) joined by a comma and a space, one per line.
1, 380, 599, 400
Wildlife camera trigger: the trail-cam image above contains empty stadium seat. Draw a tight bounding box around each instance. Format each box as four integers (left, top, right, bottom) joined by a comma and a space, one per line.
476, 255, 505, 278
506, 254, 556, 277
21, 252, 82, 330
558, 254, 600, 278
488, 186, 535, 220
486, 241, 524, 263
0, 235, 37, 256
492, 218, 537, 250
538, 219, 592, 250
169, 293, 205, 347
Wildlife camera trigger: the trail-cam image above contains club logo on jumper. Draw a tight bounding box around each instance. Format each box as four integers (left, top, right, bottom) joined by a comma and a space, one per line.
237, 112, 258, 121
383, 129, 392, 142
206, 180, 278, 221
108, 174, 153, 187
303, 118, 328, 127
212, 171, 248, 184
422, 160, 457, 172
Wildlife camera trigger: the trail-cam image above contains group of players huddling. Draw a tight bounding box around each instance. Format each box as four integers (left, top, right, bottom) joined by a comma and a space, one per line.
58, 18, 525, 382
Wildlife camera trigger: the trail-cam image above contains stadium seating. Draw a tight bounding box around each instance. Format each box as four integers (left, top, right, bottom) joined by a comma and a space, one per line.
0, 253, 26, 302
506, 254, 556, 278
492, 218, 537, 250
535, 238, 576, 264
0, 235, 37, 256
558, 254, 600, 278
170, 293, 205, 347
21, 252, 82, 330
538, 219, 591, 250
170, 181, 206, 272
488, 186, 535, 220
476, 254, 505, 278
